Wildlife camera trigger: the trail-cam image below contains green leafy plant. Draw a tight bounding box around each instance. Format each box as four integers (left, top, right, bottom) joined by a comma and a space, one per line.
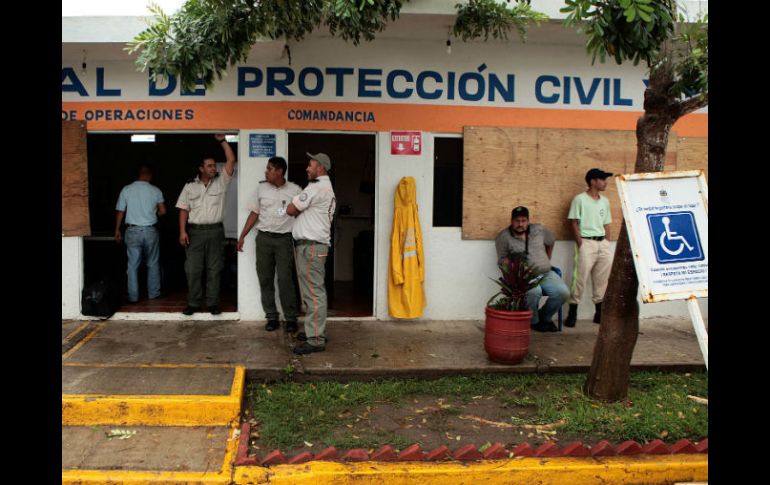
127, 0, 407, 91
454, 0, 548, 42
487, 252, 540, 311
283, 363, 295, 380
560, 0, 676, 67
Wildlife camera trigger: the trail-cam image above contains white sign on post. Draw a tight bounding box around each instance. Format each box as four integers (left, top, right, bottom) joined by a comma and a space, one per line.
616, 170, 708, 368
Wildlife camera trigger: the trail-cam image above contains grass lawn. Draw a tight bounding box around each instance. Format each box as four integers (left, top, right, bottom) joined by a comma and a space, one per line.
244, 371, 707, 453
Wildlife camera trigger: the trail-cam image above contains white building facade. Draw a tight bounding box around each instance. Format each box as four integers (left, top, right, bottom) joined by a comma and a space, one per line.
62, 1, 708, 321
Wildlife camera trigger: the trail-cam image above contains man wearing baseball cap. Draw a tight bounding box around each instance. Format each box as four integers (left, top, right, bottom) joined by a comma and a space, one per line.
494, 206, 569, 332
286, 152, 337, 354
565, 168, 615, 327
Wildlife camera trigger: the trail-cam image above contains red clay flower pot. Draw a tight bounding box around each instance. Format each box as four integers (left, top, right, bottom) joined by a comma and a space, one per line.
484, 307, 532, 364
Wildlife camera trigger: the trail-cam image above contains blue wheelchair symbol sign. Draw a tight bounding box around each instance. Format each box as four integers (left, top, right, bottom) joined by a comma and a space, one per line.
646, 212, 704, 264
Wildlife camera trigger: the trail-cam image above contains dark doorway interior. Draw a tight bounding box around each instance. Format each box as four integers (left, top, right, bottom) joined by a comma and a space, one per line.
84, 133, 239, 313
288, 133, 376, 317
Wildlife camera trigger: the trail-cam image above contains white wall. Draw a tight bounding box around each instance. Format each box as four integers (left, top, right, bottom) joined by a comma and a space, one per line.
373, 132, 707, 321
236, 130, 288, 321
62, 237, 84, 319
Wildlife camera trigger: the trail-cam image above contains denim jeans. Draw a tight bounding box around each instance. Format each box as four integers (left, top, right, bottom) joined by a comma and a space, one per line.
125, 225, 161, 302
527, 270, 570, 325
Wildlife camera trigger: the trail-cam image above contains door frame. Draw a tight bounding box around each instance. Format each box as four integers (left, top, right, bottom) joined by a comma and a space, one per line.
286, 129, 379, 320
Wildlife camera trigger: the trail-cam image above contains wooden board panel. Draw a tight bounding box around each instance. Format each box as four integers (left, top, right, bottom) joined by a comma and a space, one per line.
675, 137, 708, 181
62, 120, 90, 236
462, 126, 677, 240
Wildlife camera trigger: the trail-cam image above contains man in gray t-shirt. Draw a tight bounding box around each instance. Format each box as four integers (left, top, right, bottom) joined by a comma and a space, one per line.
494, 206, 570, 332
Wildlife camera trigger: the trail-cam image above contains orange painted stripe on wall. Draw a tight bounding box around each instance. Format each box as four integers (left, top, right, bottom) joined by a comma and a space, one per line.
61, 101, 708, 137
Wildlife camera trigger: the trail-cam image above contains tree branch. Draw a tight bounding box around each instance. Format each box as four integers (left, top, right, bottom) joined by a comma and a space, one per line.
679, 93, 708, 117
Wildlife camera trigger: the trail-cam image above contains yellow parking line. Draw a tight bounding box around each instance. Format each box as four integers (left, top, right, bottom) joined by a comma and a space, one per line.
61, 470, 232, 485
64, 321, 91, 341
63, 363, 242, 368
62, 324, 105, 361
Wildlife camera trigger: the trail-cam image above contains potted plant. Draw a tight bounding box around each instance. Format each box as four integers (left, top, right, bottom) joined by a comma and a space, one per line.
484, 252, 541, 364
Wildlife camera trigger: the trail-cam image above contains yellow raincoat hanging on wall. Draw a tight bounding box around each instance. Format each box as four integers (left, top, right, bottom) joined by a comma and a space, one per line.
388, 176, 426, 318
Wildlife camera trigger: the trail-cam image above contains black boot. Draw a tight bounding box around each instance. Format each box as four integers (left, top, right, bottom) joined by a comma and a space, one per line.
593, 302, 602, 324
564, 304, 577, 327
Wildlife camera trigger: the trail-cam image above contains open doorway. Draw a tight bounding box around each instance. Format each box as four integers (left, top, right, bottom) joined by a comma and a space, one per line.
84, 133, 239, 313
288, 133, 376, 317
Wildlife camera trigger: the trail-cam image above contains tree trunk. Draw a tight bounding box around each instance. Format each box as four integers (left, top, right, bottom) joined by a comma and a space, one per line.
583, 223, 639, 401
584, 74, 677, 401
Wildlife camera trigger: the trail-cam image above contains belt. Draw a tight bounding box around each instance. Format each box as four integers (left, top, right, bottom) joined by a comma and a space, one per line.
189, 222, 223, 228
127, 224, 156, 228
259, 230, 292, 237
584, 236, 605, 241
294, 239, 323, 246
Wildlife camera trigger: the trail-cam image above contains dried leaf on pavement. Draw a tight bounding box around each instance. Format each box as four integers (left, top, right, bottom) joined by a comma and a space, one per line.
106, 429, 137, 440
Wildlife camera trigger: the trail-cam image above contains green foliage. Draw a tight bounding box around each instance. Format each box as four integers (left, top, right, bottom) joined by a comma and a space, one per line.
487, 252, 540, 311
127, 0, 265, 90
326, 0, 405, 44
127, 0, 406, 91
669, 13, 707, 98
560, 0, 675, 67
282, 363, 295, 380
559, 0, 707, 101
453, 0, 548, 42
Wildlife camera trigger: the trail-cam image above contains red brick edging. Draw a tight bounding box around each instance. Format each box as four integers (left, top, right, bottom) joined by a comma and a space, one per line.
234, 423, 708, 467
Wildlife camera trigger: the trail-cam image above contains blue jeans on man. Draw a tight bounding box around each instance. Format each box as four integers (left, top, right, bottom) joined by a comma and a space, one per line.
125, 225, 161, 302
527, 270, 570, 326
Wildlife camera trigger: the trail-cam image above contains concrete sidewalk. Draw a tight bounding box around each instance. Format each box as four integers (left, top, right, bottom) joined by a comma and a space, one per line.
62, 317, 705, 380
61, 317, 707, 484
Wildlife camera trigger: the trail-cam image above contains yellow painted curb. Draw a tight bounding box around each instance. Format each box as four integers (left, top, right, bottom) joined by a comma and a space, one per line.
61, 469, 232, 485
233, 455, 708, 485
62, 423, 240, 485
62, 365, 245, 426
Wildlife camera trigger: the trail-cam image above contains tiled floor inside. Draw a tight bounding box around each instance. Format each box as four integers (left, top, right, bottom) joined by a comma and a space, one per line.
116, 290, 237, 313
117, 281, 373, 317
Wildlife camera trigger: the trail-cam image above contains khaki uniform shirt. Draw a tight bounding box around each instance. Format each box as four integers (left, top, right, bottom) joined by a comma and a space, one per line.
291, 175, 336, 245
175, 171, 233, 224
246, 180, 302, 234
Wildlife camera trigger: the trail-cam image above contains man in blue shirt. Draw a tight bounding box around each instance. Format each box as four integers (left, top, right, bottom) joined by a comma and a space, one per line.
115, 163, 166, 303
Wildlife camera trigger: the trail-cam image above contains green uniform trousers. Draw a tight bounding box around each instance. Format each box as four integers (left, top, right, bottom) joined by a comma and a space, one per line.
185, 223, 225, 307
256, 231, 298, 323
294, 240, 329, 347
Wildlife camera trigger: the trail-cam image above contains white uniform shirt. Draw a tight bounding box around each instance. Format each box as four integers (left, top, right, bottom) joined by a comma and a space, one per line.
175, 170, 233, 224
291, 175, 336, 245
246, 180, 302, 234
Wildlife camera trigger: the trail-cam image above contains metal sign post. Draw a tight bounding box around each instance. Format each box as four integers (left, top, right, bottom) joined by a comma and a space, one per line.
616, 171, 708, 369
686, 297, 709, 369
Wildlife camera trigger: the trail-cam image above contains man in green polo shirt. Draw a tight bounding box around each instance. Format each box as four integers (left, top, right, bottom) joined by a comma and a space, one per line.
565, 168, 615, 327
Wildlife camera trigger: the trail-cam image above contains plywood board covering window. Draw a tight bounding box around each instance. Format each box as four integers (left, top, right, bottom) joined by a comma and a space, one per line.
62, 120, 90, 236
462, 126, 689, 240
